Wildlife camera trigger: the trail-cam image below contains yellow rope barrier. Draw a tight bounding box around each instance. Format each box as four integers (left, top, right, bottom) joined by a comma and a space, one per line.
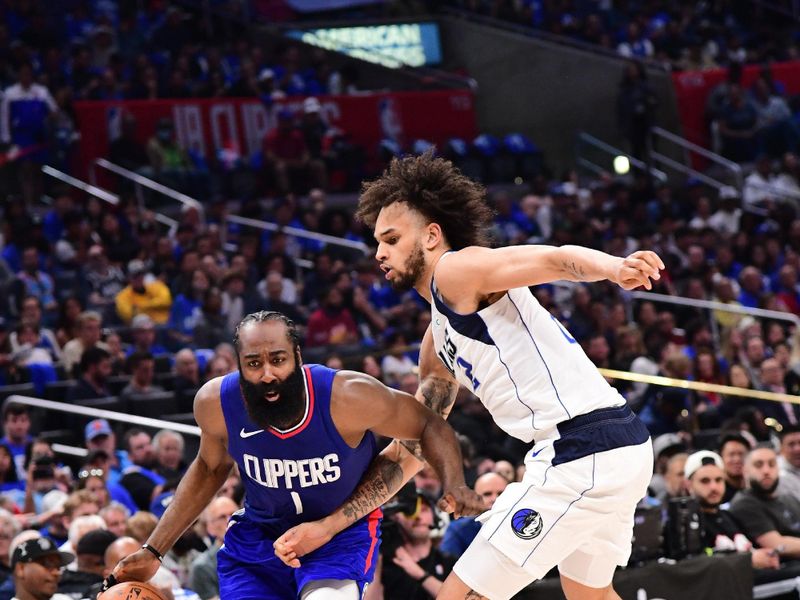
598, 368, 800, 405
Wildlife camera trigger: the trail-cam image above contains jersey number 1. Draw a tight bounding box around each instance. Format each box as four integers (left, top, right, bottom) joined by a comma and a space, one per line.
290, 491, 303, 514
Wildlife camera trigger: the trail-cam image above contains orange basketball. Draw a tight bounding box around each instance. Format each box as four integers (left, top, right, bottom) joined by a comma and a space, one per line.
99, 581, 170, 600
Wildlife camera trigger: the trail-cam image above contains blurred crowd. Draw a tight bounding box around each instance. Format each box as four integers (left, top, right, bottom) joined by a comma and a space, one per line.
1, 0, 800, 598
449, 0, 800, 71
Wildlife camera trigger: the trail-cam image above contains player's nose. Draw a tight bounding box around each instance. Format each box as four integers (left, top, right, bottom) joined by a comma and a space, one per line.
259, 365, 278, 383
375, 243, 387, 262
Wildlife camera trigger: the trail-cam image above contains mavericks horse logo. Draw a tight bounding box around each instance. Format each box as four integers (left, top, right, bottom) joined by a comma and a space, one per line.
511, 508, 543, 540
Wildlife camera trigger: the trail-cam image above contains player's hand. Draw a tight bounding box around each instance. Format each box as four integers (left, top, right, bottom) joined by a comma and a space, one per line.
613, 250, 664, 291
102, 548, 160, 592
273, 520, 334, 568
438, 486, 486, 519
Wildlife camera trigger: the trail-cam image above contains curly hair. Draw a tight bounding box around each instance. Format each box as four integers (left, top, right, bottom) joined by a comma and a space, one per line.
356, 151, 494, 250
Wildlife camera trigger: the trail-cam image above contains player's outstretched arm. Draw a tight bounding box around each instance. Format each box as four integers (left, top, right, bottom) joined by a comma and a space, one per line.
105, 378, 234, 587
435, 245, 665, 296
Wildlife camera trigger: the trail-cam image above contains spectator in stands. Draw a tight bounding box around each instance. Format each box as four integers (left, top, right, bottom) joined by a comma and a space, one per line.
63, 514, 106, 567
61, 311, 107, 377
0, 404, 32, 480
123, 430, 155, 472
254, 271, 304, 325
99, 213, 139, 266
145, 117, 193, 192
173, 348, 200, 399
152, 430, 186, 481
374, 490, 454, 599
305, 286, 358, 348
120, 352, 164, 403
0, 509, 19, 586
188, 496, 238, 600
84, 245, 126, 314
752, 77, 798, 158
10, 537, 73, 600
16, 247, 56, 318
99, 502, 130, 538
708, 187, 742, 237
115, 260, 172, 325
0, 61, 56, 203
686, 450, 779, 571
167, 269, 209, 347
77, 467, 131, 515
719, 84, 759, 163
439, 472, 506, 559
381, 330, 416, 386
8, 296, 61, 362
220, 270, 247, 338
616, 60, 657, 160
58, 492, 102, 555
36, 490, 69, 547
778, 424, 800, 498
639, 352, 693, 435
58, 528, 116, 598
66, 346, 112, 402
720, 432, 751, 503
124, 511, 159, 545
744, 155, 779, 211
84, 419, 131, 485
263, 109, 322, 195
109, 114, 148, 171
730, 444, 800, 558
0, 445, 21, 495
657, 452, 690, 504
759, 358, 800, 426
741, 333, 767, 386
128, 314, 168, 357
192, 287, 227, 349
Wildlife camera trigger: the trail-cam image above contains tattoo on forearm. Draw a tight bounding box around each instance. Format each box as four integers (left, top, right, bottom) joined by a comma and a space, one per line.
400, 440, 424, 461
562, 259, 586, 280
398, 377, 458, 466
341, 455, 403, 524
420, 376, 458, 416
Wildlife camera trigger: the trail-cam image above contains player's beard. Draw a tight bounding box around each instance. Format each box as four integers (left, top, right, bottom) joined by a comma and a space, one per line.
390, 241, 426, 292
240, 362, 306, 431
749, 477, 779, 498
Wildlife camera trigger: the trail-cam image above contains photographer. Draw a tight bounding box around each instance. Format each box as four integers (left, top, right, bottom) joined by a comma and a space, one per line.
369, 485, 455, 600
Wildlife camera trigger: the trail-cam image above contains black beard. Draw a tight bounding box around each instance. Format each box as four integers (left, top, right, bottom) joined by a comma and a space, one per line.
698, 497, 720, 511
749, 477, 780, 498
390, 242, 426, 292
240, 363, 306, 430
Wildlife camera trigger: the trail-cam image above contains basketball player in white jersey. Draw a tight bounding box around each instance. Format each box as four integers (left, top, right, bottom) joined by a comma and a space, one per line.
274, 152, 664, 600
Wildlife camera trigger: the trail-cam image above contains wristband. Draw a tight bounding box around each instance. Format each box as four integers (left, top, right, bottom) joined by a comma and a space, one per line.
142, 543, 164, 562
416, 572, 430, 583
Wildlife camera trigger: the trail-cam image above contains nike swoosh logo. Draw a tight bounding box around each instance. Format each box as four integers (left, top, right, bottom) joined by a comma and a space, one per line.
240, 428, 264, 439
530, 448, 544, 459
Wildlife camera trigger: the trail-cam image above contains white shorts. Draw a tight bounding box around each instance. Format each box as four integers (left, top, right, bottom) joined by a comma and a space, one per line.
453, 438, 653, 599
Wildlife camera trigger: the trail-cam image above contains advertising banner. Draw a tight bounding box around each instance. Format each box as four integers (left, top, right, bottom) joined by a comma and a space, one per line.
73, 89, 477, 177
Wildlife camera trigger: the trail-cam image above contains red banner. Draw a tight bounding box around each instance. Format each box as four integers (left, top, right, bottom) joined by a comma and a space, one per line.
73, 90, 477, 178
671, 60, 800, 150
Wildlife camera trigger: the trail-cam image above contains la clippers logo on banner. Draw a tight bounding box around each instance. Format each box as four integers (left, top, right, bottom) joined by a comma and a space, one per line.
73, 91, 476, 179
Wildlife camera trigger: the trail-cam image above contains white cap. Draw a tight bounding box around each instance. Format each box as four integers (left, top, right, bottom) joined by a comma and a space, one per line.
719, 186, 740, 200
303, 97, 321, 114
685, 450, 724, 479
41, 489, 68, 514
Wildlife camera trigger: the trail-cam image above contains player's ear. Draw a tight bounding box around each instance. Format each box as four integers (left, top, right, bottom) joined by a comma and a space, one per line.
425, 222, 443, 250
295, 347, 303, 367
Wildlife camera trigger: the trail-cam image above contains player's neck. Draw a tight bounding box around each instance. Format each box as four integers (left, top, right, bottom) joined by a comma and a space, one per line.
414, 248, 449, 302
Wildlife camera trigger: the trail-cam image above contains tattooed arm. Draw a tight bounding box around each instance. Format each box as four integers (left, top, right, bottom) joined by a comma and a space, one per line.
273, 327, 466, 567
431, 245, 665, 300
398, 326, 459, 463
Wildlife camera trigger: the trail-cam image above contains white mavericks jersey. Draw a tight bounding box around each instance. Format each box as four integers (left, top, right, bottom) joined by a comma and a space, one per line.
430, 280, 625, 443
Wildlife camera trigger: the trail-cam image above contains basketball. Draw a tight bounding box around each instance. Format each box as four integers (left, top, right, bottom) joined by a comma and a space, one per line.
99, 581, 170, 600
